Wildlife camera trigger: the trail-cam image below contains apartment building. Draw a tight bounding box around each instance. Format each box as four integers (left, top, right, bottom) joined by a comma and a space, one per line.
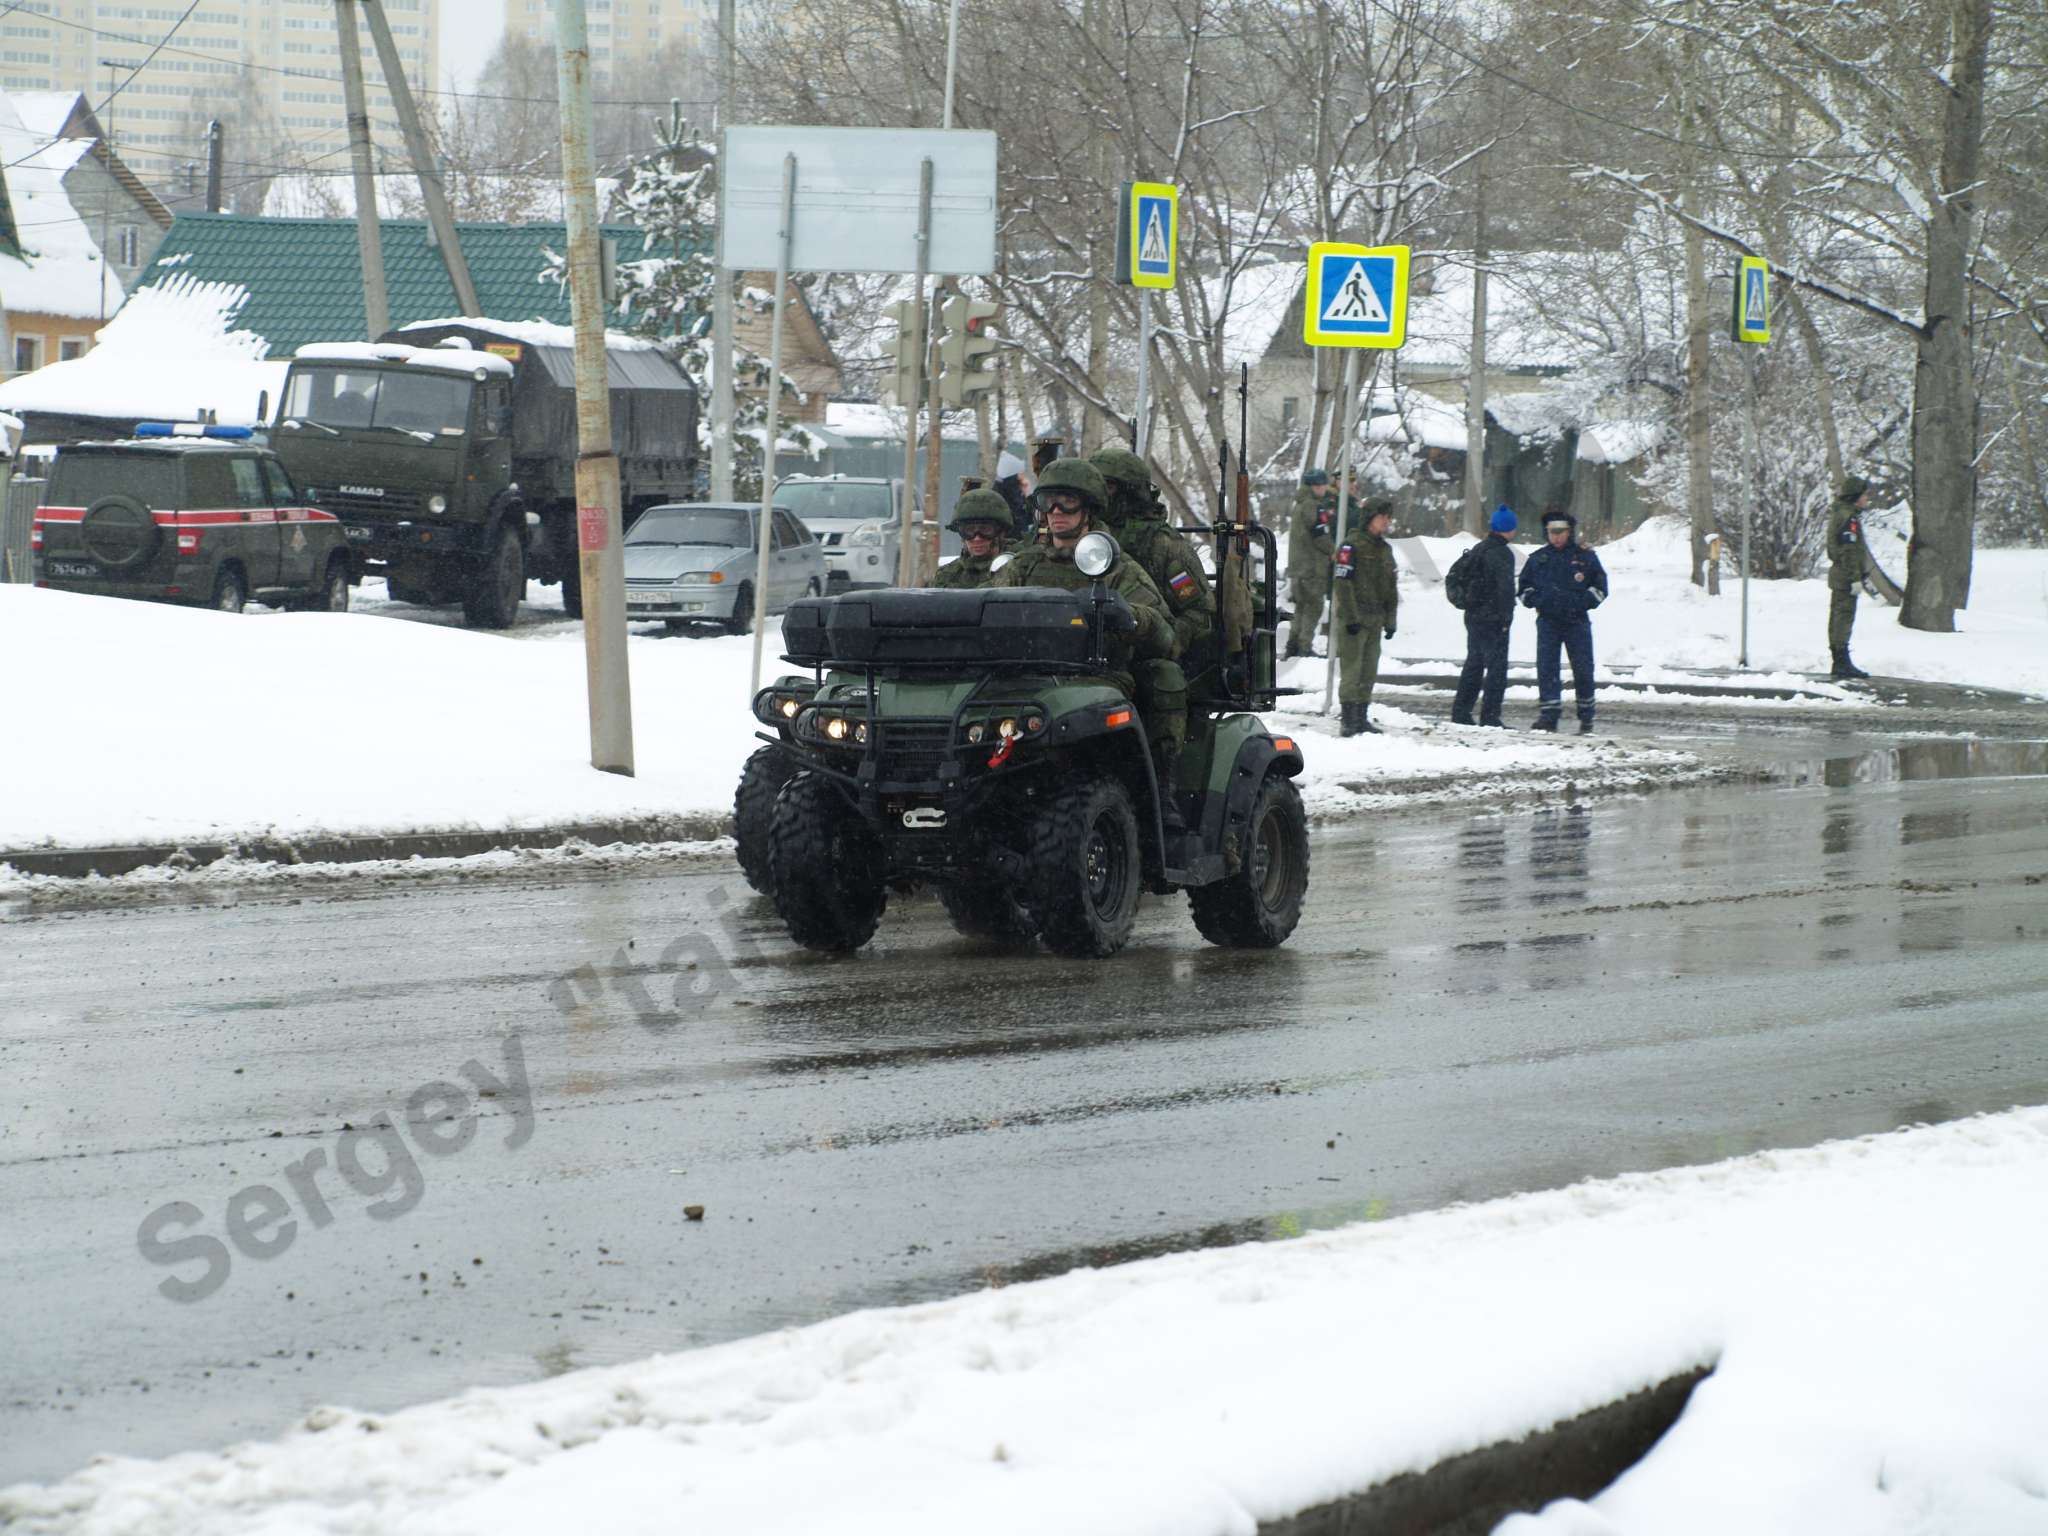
0, 0, 438, 159
501, 0, 710, 79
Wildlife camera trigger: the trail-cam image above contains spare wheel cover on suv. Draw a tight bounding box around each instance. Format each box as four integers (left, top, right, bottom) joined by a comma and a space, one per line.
81, 494, 162, 571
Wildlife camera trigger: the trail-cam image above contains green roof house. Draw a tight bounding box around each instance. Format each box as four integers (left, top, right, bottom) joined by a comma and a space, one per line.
126, 214, 661, 358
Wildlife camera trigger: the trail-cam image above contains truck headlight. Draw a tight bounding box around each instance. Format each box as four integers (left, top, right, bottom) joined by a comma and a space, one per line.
427, 494, 448, 514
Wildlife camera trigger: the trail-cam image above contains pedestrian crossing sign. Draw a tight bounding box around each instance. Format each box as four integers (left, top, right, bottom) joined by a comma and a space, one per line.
1304, 242, 1409, 348
1117, 181, 1178, 289
1733, 255, 1771, 344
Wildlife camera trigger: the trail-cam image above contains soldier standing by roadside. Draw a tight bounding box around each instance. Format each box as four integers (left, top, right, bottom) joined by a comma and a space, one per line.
927, 488, 1013, 590
1448, 506, 1520, 728
1826, 475, 1875, 679
1516, 507, 1609, 733
1286, 469, 1336, 657
1333, 498, 1399, 736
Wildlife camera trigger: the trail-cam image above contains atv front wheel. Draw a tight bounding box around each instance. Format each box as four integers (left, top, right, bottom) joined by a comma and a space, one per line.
769, 772, 887, 952
1022, 773, 1141, 958
734, 744, 795, 893
1188, 772, 1309, 948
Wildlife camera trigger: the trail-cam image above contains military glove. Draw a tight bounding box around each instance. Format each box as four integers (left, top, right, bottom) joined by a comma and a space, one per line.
1384, 623, 1396, 640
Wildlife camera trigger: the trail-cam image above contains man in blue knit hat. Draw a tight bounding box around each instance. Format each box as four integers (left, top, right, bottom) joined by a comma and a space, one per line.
1449, 505, 1520, 727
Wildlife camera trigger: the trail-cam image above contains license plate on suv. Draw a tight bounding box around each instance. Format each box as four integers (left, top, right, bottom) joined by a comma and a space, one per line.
46, 559, 100, 578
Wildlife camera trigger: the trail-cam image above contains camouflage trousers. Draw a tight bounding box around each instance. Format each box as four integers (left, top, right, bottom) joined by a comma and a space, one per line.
1337, 619, 1385, 707
1137, 657, 1189, 756
1828, 585, 1858, 652
1287, 559, 1330, 654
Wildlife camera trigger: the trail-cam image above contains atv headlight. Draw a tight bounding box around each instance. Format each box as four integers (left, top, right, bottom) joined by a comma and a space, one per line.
752, 684, 815, 726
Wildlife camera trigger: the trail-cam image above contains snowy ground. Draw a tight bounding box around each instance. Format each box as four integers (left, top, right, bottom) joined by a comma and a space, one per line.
6, 1109, 2043, 1536
3, 518, 2037, 858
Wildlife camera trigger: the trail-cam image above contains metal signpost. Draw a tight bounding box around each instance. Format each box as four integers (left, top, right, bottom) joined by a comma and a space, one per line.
718, 126, 997, 692
1301, 242, 1411, 715
1731, 255, 1771, 668
1114, 180, 1177, 456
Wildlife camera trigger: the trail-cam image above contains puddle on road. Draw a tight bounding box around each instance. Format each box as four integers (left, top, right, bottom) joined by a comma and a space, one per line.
1792, 739, 2048, 788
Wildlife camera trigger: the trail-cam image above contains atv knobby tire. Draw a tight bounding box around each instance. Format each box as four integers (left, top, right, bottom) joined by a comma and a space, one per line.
769, 772, 887, 952
935, 881, 1037, 944
1021, 773, 1142, 958
734, 744, 796, 893
1188, 772, 1309, 948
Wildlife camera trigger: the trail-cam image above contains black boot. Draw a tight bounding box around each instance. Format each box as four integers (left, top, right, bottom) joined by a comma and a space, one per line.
1339, 703, 1363, 738
1156, 747, 1187, 830
1830, 649, 1870, 680
1577, 717, 1595, 735
1530, 714, 1558, 732
1357, 707, 1384, 735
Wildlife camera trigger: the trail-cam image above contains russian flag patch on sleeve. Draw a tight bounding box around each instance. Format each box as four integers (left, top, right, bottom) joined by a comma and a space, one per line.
1169, 569, 1195, 595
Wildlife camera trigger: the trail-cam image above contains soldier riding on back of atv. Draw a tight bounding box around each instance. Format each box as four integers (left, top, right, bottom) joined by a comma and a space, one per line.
733, 451, 1308, 959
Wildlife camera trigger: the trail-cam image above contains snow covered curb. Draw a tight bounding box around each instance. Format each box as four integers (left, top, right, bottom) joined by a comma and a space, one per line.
7, 1109, 2044, 1535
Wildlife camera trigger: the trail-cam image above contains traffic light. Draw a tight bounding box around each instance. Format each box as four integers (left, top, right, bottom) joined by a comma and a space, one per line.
936, 296, 999, 408
879, 298, 920, 405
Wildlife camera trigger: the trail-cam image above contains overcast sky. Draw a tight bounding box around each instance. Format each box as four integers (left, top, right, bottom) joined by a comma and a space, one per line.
440, 0, 507, 93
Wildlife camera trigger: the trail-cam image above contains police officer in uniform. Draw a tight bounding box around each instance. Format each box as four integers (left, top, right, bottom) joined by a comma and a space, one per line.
927, 488, 1012, 590
1286, 469, 1336, 657
1516, 507, 1608, 732
1826, 475, 1874, 679
1333, 498, 1399, 736
1089, 447, 1215, 664
995, 458, 1186, 810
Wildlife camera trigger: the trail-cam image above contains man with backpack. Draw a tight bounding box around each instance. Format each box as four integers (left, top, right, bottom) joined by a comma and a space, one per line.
1446, 505, 1520, 727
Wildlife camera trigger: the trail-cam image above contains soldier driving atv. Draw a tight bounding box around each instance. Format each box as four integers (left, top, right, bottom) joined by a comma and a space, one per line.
994, 458, 1188, 813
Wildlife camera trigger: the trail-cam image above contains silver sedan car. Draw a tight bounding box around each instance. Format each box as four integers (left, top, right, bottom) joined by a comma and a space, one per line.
622, 502, 826, 634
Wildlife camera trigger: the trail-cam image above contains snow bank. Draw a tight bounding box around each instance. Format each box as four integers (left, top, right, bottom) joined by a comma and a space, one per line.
6, 1110, 2043, 1535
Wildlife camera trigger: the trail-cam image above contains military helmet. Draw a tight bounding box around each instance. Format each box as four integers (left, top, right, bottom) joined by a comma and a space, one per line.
1839, 474, 1870, 501
1362, 497, 1396, 524
1302, 468, 1331, 487
947, 487, 1015, 534
1088, 447, 1153, 495
1031, 457, 1108, 517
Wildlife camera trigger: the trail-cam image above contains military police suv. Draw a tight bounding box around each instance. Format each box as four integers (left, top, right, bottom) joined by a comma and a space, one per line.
33, 424, 352, 614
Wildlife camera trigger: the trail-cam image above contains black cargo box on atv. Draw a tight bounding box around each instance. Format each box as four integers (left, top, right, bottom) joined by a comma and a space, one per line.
781, 587, 1099, 665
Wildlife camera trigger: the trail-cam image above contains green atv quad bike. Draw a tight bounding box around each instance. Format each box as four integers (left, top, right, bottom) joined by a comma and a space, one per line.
734, 526, 1308, 957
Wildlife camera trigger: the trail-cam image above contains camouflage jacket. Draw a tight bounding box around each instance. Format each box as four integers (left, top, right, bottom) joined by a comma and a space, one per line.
927, 551, 999, 590
1104, 514, 1214, 656
1334, 530, 1399, 625
993, 537, 1176, 662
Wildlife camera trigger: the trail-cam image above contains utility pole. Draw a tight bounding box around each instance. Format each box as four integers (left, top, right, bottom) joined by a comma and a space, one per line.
1462, 153, 1489, 537
360, 0, 479, 316
204, 120, 223, 214
1680, 4, 1714, 589
709, 0, 737, 500
555, 0, 633, 775
332, 0, 389, 336
922, 281, 945, 582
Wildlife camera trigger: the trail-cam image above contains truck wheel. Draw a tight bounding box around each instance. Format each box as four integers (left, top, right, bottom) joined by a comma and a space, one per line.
293, 556, 350, 613
1022, 773, 1141, 958
561, 571, 583, 618
733, 744, 795, 894
211, 565, 247, 614
463, 527, 524, 630
1188, 773, 1310, 949
936, 882, 1037, 944
770, 772, 886, 951
725, 581, 755, 636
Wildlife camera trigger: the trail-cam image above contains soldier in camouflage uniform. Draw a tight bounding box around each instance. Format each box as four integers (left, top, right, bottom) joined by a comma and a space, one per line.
1333, 498, 1399, 736
1286, 469, 1336, 657
926, 487, 1012, 590
994, 458, 1187, 810
1089, 447, 1215, 666
1825, 475, 1874, 680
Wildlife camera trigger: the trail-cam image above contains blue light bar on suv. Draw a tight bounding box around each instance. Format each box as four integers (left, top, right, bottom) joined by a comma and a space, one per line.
133, 422, 254, 440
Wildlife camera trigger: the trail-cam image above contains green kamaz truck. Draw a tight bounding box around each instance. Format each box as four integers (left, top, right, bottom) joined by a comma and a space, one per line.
269, 321, 698, 628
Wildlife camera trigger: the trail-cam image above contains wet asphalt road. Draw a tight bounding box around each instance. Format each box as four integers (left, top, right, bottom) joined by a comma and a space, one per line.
4, 715, 2047, 1487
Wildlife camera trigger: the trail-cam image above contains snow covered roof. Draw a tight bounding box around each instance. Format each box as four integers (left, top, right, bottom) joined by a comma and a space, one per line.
0, 89, 118, 322
0, 272, 282, 426
1210, 262, 1305, 370
294, 341, 517, 377
8, 90, 88, 141
393, 315, 665, 354
825, 400, 981, 442
1578, 419, 1665, 465
1366, 389, 1467, 452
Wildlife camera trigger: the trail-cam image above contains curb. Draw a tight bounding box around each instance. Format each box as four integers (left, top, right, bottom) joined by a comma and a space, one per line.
1261, 1366, 1711, 1534
0, 814, 733, 881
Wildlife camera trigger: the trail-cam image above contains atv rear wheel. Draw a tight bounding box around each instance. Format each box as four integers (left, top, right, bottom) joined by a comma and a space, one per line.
1188, 772, 1309, 948
769, 772, 887, 952
1022, 773, 1141, 958
935, 881, 1037, 944
733, 744, 795, 894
